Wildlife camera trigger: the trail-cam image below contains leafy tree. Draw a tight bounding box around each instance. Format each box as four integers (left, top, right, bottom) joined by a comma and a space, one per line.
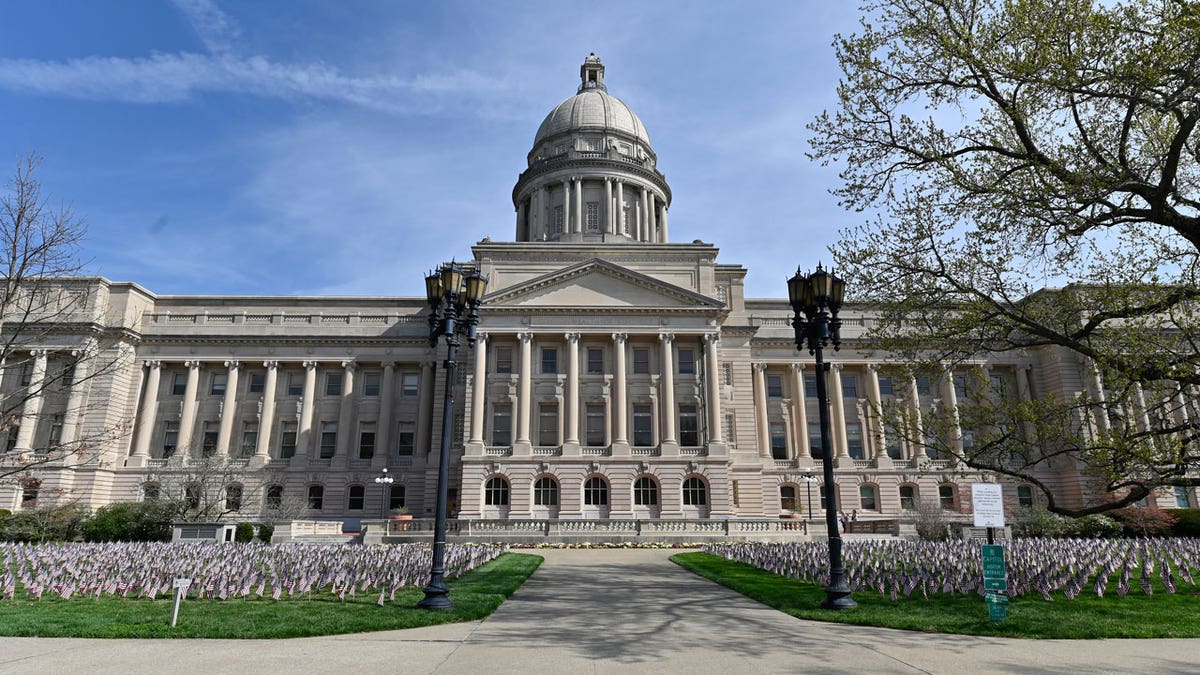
80, 501, 174, 542
810, 0, 1200, 515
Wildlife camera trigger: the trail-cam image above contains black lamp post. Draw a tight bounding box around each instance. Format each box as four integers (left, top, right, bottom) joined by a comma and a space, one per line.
374, 468, 394, 520
801, 470, 817, 524
787, 263, 856, 610
419, 261, 487, 611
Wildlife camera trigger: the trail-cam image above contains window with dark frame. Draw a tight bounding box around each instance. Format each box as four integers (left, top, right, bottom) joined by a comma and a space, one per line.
538, 403, 558, 447
900, 485, 917, 510
363, 372, 381, 396
766, 374, 783, 397
492, 404, 512, 446
533, 476, 559, 506
770, 422, 787, 459
402, 373, 419, 396
682, 477, 707, 506
634, 476, 659, 506
678, 348, 695, 374
172, 373, 187, 396
587, 348, 604, 374
210, 373, 227, 396
496, 348, 513, 374
319, 422, 337, 459
485, 476, 510, 506
632, 403, 653, 446
307, 485, 324, 510
860, 484, 878, 510
280, 421, 297, 458
679, 404, 699, 446
347, 485, 365, 510
541, 348, 558, 374
583, 476, 609, 506
633, 348, 650, 374
359, 422, 376, 459
939, 484, 956, 509
585, 403, 605, 446
325, 372, 342, 397
162, 421, 179, 458
389, 484, 406, 510
248, 372, 266, 394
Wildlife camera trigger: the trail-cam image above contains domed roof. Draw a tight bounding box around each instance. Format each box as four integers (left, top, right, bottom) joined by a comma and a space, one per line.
532, 53, 651, 148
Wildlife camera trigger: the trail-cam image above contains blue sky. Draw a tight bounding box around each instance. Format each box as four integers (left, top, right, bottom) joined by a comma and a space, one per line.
0, 1, 864, 298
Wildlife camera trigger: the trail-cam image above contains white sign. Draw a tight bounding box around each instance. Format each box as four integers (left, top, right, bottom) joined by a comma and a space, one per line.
972, 483, 1005, 528
171, 578, 192, 628
173, 578, 192, 591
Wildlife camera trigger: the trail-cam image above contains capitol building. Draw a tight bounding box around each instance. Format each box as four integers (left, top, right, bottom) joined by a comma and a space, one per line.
4, 55, 1194, 529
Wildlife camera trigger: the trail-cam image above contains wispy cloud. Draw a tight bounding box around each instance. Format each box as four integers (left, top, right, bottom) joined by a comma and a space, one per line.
169, 0, 240, 54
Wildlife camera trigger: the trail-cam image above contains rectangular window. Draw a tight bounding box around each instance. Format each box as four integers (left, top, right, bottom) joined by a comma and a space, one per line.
325, 372, 342, 397
1175, 486, 1192, 508
201, 422, 219, 457
287, 373, 303, 396
587, 348, 604, 375
61, 362, 75, 388
678, 348, 695, 375
496, 348, 513, 374
397, 423, 415, 455
553, 206, 564, 233
805, 375, 818, 398
358, 422, 376, 459
917, 376, 931, 396
363, 372, 381, 397
172, 373, 188, 396
280, 421, 298, 459
241, 422, 258, 458
860, 485, 878, 510
538, 403, 558, 447
248, 372, 266, 394
162, 421, 179, 458
347, 487, 364, 511
585, 403, 605, 446
841, 376, 858, 398
541, 348, 558, 375
210, 373, 227, 396
846, 423, 863, 459
633, 348, 650, 375
770, 422, 787, 459
808, 422, 822, 457
878, 376, 894, 396
402, 373, 419, 396
633, 403, 654, 447
492, 404, 512, 446
586, 202, 600, 230
767, 374, 783, 398
679, 404, 699, 446
319, 422, 337, 459
953, 375, 967, 399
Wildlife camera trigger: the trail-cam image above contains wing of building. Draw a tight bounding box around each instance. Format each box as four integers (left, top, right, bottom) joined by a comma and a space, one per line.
3, 54, 1196, 528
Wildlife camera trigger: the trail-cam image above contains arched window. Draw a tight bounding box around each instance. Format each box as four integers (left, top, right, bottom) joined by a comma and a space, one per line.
938, 484, 956, 510
633, 476, 659, 506
780, 485, 797, 511
224, 483, 243, 512
899, 485, 917, 510
1017, 485, 1034, 508
859, 484, 878, 510
584, 476, 609, 506
485, 476, 510, 506
819, 484, 836, 511
142, 482, 161, 501
185, 483, 201, 511
347, 484, 365, 510
307, 485, 325, 510
682, 477, 707, 506
265, 485, 283, 510
533, 476, 558, 506
20, 483, 38, 508
389, 484, 406, 510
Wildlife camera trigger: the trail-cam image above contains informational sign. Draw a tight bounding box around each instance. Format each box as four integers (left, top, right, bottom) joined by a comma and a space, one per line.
972, 483, 1005, 528
988, 602, 1008, 622
982, 545, 1008, 621
171, 578, 192, 628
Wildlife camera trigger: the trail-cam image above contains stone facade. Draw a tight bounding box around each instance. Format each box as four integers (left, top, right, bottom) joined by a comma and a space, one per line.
2, 55, 1197, 523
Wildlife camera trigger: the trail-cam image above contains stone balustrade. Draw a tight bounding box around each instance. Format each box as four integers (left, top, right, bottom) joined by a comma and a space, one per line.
361, 517, 810, 545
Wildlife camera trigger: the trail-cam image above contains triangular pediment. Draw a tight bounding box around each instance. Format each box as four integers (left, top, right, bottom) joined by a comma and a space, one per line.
486, 259, 723, 309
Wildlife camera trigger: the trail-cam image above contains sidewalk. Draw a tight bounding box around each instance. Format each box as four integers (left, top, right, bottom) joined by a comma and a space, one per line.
1, 548, 1196, 674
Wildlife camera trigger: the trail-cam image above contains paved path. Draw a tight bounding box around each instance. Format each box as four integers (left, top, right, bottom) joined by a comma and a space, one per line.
1, 548, 1197, 674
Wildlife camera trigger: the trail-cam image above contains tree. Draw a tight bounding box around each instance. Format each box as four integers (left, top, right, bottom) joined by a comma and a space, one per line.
0, 153, 131, 486
143, 456, 300, 523
809, 0, 1200, 515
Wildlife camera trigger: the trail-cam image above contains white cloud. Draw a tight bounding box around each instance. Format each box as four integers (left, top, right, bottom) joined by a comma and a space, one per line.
169, 0, 241, 54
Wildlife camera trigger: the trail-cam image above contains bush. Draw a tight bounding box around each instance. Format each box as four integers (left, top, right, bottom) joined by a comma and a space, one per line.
1012, 505, 1069, 537
1064, 514, 1121, 538
0, 505, 88, 542
1165, 509, 1200, 537
1111, 507, 1178, 537
257, 522, 275, 543
912, 499, 952, 541
235, 522, 255, 542
81, 501, 175, 542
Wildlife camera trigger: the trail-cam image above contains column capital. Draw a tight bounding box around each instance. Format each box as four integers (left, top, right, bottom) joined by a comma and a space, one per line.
29, 348, 49, 358
223, 360, 240, 370
658, 333, 675, 343
341, 360, 357, 371
611, 332, 628, 344
476, 332, 488, 343
380, 360, 396, 369
185, 360, 201, 369
142, 359, 161, 369
753, 362, 767, 373
830, 362, 844, 372
564, 332, 580, 343
867, 363, 882, 372
263, 360, 279, 370
303, 360, 319, 370
703, 332, 720, 345
517, 332, 534, 343
790, 362, 805, 373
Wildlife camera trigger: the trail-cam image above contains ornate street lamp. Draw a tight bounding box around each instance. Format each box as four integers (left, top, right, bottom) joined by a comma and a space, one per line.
374, 468, 394, 520
419, 261, 488, 611
801, 470, 818, 524
788, 263, 856, 610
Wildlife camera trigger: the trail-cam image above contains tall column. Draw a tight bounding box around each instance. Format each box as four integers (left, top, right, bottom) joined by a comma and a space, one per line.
561, 179, 571, 234
659, 204, 669, 242
616, 180, 626, 235
790, 363, 809, 459
58, 345, 94, 447
605, 178, 614, 234
178, 361, 201, 455
530, 191, 540, 238
540, 186, 550, 237
1015, 365, 1040, 444
941, 366, 964, 454
298, 361, 318, 458
829, 363, 850, 461
216, 360, 240, 456
377, 361, 396, 463
565, 332, 580, 445
128, 358, 158, 458
752, 363, 770, 458
659, 333, 676, 444
703, 334, 723, 443
469, 335, 488, 444
908, 374, 927, 459
1084, 359, 1110, 434
515, 200, 526, 240
337, 360, 356, 459
516, 332, 533, 445
612, 333, 628, 444
649, 196, 658, 242
640, 188, 650, 242
254, 361, 278, 460
416, 359, 435, 453
574, 177, 583, 233
1132, 381, 1152, 434
866, 364, 888, 462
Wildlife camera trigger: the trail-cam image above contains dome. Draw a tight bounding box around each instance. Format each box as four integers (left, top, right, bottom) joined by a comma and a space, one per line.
533, 89, 651, 148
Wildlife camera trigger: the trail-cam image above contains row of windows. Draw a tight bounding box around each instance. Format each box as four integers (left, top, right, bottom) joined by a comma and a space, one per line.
302, 484, 407, 511
777, 483, 1039, 512
484, 475, 709, 508
493, 346, 697, 376
165, 370, 422, 398
160, 420, 417, 459
490, 402, 701, 447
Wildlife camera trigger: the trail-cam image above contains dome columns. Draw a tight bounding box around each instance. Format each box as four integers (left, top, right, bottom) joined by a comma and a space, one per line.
514, 174, 668, 244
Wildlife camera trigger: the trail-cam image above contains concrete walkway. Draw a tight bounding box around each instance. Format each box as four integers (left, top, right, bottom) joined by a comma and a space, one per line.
1, 548, 1197, 674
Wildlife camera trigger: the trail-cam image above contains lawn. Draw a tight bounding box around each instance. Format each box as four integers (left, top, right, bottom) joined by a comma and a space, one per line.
672, 551, 1200, 639
0, 552, 541, 639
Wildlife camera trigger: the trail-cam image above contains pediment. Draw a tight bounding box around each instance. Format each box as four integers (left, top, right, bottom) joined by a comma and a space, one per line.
486, 259, 723, 309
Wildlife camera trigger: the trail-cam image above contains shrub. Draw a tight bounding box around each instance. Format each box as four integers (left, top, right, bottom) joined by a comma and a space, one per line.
1165, 509, 1200, 537
257, 522, 275, 543
1012, 505, 1069, 537
81, 501, 174, 542
0, 505, 88, 542
912, 499, 952, 541
1064, 514, 1121, 538
1111, 507, 1178, 537
235, 522, 255, 542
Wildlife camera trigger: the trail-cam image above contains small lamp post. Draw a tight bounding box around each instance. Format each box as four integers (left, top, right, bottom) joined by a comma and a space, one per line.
419, 261, 488, 611
787, 263, 856, 610
374, 468, 394, 520
801, 470, 818, 524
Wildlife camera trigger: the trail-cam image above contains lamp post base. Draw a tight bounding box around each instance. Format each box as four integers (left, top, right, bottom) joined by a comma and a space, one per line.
821, 582, 858, 610
418, 578, 453, 611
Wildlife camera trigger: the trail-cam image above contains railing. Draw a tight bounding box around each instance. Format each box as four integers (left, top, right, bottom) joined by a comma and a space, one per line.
532, 446, 562, 456
484, 446, 512, 457
679, 447, 708, 457
147, 458, 169, 468
773, 459, 798, 469
581, 446, 612, 456
630, 447, 660, 457
371, 517, 809, 540
851, 459, 872, 468
144, 312, 425, 326
309, 458, 333, 468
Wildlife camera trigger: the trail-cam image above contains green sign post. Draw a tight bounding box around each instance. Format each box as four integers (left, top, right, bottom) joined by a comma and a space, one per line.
981, 544, 1007, 621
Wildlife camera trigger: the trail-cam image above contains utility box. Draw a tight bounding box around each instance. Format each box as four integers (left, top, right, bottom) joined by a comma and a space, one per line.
172, 522, 237, 543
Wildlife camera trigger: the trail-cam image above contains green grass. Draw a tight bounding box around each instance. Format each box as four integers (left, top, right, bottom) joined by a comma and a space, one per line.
672, 552, 1200, 639
0, 552, 542, 639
